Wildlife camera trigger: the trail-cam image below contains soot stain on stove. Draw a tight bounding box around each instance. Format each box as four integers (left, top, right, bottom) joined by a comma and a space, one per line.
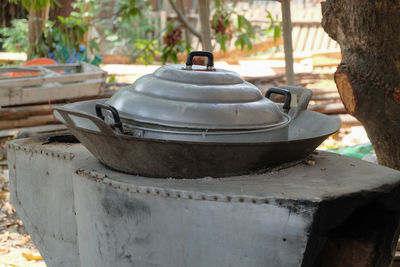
101, 189, 151, 221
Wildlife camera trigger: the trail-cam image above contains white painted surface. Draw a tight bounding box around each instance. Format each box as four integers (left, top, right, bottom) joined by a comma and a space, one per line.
7, 138, 400, 266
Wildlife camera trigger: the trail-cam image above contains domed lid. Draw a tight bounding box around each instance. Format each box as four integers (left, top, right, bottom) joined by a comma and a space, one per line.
106, 51, 290, 130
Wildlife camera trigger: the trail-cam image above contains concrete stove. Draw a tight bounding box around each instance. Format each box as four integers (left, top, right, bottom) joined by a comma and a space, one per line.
6, 134, 400, 267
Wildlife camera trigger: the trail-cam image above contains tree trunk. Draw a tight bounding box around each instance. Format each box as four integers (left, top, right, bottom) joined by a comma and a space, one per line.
27, 2, 50, 59
28, 8, 42, 59
0, 1, 27, 28
280, 0, 295, 85
321, 0, 400, 170
49, 0, 75, 20
198, 0, 212, 52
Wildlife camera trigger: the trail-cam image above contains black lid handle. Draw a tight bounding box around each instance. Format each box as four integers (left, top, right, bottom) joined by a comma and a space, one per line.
185, 51, 214, 70
265, 87, 292, 113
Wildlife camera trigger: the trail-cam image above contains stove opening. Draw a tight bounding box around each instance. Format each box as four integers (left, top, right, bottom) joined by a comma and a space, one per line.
42, 134, 80, 144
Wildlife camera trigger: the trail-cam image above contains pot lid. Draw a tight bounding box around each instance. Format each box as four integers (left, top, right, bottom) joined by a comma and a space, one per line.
106, 51, 290, 130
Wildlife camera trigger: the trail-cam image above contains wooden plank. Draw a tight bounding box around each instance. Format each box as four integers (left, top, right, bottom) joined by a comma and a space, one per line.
0, 71, 104, 88
0, 103, 62, 120
291, 25, 301, 48
332, 114, 362, 127
0, 64, 80, 73
309, 88, 339, 95
0, 124, 67, 139
0, 52, 27, 63
0, 114, 59, 130
312, 27, 325, 51
309, 102, 346, 114
320, 33, 332, 52
304, 26, 318, 52
291, 20, 323, 25
311, 93, 341, 100
100, 55, 132, 64
247, 20, 321, 26
0, 80, 104, 106
18, 80, 103, 105
1, 88, 113, 108
329, 37, 339, 50
80, 62, 101, 74
294, 25, 308, 52
213, 37, 283, 61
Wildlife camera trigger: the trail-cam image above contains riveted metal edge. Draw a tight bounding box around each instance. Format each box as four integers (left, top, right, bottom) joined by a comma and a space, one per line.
7, 143, 75, 160
74, 168, 319, 211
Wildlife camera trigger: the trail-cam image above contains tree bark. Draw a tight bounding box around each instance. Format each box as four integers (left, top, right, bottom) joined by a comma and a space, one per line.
0, 1, 27, 28
280, 0, 295, 85
27, 2, 50, 59
198, 0, 212, 52
321, 0, 400, 170
28, 8, 42, 59
49, 0, 75, 21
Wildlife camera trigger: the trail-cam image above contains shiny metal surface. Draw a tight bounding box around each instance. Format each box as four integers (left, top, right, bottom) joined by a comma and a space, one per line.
107, 64, 288, 130
54, 88, 341, 178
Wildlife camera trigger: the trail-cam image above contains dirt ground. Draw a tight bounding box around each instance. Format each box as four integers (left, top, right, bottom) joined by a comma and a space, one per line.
0, 168, 46, 267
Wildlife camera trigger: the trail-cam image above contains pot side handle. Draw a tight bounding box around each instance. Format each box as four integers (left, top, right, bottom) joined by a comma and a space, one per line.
95, 103, 124, 133
265, 87, 292, 113
275, 86, 312, 119
55, 106, 119, 137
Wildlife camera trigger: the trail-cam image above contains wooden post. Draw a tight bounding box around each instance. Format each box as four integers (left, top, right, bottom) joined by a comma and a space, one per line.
198, 0, 212, 52
280, 0, 295, 85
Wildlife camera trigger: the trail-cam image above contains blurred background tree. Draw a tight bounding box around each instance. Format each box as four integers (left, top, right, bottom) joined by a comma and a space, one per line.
0, 0, 281, 65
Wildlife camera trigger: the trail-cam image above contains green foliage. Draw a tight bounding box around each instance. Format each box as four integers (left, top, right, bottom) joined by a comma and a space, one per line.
161, 39, 190, 64
30, 20, 54, 57
215, 32, 230, 52
211, 2, 233, 52
211, 3, 282, 53
8, 0, 56, 11
117, 0, 148, 21
134, 39, 160, 65
0, 19, 28, 52
266, 11, 282, 42
3, 0, 282, 65
47, 0, 100, 63
160, 22, 191, 64
107, 75, 116, 83
233, 14, 255, 51
212, 2, 256, 52
1, 0, 100, 64
53, 15, 88, 53
99, 0, 159, 65
97, 0, 193, 65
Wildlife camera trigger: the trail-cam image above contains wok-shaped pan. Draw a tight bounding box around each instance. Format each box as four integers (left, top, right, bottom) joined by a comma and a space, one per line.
55, 88, 340, 178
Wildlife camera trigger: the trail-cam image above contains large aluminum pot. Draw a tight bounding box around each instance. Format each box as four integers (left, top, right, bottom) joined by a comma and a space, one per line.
54, 51, 340, 178
98, 51, 293, 142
